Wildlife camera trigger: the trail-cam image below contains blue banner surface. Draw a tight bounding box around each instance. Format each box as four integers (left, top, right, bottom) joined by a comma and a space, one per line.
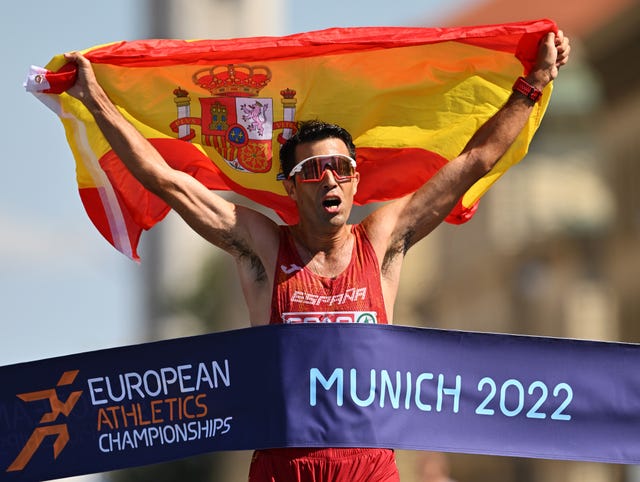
1, 324, 639, 481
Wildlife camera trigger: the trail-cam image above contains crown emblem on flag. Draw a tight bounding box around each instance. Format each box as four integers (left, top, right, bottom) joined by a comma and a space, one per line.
193, 64, 272, 97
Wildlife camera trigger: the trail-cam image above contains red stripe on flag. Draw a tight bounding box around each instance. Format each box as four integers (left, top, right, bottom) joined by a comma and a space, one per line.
356, 147, 477, 224
78, 186, 142, 260
41, 20, 557, 96
97, 138, 300, 254
96, 139, 475, 257
80, 20, 556, 67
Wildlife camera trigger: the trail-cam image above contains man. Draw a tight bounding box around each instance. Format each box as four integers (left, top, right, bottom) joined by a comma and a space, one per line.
65, 29, 570, 482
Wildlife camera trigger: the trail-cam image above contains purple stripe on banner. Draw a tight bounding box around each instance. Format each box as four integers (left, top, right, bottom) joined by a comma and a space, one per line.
1, 324, 639, 481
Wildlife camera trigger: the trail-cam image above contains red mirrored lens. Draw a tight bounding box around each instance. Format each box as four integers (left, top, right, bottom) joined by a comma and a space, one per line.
297, 156, 355, 182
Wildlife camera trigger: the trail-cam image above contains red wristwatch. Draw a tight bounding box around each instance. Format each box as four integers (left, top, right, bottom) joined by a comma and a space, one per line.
512, 76, 543, 102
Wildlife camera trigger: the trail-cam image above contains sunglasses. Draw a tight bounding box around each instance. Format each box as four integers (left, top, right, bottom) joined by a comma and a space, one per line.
287, 154, 357, 183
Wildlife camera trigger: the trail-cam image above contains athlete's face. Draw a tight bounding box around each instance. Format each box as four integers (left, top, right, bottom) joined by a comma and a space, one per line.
284, 137, 359, 227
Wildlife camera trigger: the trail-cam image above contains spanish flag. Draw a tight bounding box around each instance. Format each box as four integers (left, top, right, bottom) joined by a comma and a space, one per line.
26, 19, 556, 260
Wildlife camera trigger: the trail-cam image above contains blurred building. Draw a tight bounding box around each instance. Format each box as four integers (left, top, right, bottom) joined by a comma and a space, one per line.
393, 1, 639, 482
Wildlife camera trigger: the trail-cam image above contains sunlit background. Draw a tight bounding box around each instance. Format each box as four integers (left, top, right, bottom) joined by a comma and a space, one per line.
1, 0, 639, 481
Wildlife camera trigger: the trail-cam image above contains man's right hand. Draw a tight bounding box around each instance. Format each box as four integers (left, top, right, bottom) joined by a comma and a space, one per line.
64, 52, 101, 106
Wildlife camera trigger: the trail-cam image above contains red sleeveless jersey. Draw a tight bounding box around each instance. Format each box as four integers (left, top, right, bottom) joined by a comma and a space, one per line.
270, 224, 388, 325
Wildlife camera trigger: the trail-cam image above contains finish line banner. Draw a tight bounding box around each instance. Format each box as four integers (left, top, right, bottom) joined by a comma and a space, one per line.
2, 324, 639, 480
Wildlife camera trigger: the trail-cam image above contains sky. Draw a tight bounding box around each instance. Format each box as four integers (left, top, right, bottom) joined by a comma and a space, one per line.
0, 0, 477, 367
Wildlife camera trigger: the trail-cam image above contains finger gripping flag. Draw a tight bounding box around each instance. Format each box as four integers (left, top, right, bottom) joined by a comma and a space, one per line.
26, 19, 556, 260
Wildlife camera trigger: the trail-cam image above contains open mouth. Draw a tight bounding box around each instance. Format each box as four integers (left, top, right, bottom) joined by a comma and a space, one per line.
322, 197, 341, 210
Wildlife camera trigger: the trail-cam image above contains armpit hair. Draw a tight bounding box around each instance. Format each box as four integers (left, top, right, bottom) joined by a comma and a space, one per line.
381, 228, 414, 275
223, 233, 267, 283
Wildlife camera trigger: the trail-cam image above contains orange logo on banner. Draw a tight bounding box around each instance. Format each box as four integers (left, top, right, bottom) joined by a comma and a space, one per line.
6, 370, 82, 472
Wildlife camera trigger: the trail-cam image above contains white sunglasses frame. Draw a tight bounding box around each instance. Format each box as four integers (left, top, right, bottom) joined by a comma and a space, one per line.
287, 154, 357, 181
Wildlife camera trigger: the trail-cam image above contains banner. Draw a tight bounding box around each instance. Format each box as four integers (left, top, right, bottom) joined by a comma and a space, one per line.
1, 324, 639, 481
25, 20, 556, 260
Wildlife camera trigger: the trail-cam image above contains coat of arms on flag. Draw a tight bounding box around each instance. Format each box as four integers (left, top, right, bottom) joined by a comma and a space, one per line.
170, 64, 298, 174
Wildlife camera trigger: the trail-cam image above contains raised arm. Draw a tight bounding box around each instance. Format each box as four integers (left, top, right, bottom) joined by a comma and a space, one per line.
365, 30, 571, 263
64, 52, 279, 263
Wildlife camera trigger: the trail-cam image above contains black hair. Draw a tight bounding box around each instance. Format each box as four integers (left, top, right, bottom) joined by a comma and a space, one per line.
279, 120, 356, 179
